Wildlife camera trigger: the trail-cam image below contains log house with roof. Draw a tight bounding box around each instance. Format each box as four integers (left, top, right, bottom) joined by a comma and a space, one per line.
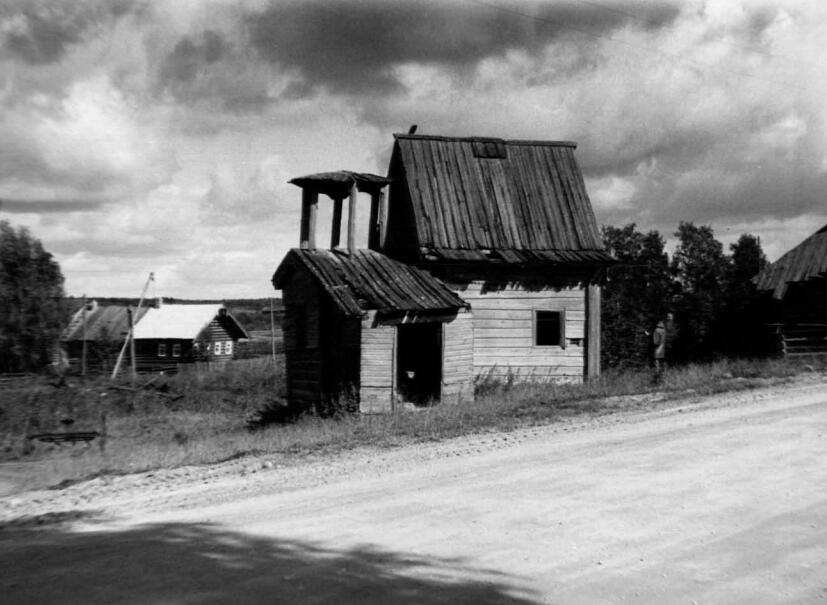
754, 224, 827, 357
273, 133, 612, 414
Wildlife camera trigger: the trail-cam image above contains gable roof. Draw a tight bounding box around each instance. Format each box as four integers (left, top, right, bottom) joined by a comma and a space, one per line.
390, 133, 610, 260
61, 302, 150, 342
132, 304, 248, 340
755, 224, 827, 299
272, 248, 467, 317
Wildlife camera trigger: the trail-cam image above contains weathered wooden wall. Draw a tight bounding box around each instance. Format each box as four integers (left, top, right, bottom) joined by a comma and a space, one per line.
441, 309, 474, 403
778, 278, 827, 357
359, 311, 395, 413
282, 270, 323, 410
454, 281, 586, 381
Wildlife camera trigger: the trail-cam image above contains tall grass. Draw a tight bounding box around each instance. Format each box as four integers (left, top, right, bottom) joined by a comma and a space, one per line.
1, 355, 823, 492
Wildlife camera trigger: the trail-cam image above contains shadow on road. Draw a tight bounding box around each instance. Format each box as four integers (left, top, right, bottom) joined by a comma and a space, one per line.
1, 514, 539, 605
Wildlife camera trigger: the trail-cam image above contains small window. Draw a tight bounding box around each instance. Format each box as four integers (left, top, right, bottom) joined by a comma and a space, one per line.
471, 139, 507, 159
158, 343, 167, 357
214, 341, 222, 355
172, 344, 181, 358
224, 341, 233, 356
535, 310, 566, 348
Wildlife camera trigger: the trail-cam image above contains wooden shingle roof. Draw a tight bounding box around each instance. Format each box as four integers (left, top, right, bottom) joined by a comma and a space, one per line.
273, 249, 468, 317
755, 224, 827, 299
391, 133, 610, 260
61, 303, 150, 342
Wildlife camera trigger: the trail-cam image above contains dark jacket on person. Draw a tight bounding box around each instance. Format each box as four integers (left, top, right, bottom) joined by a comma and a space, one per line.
653, 321, 666, 360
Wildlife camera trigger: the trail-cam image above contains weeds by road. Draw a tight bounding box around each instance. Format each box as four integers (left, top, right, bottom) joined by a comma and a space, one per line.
0, 356, 823, 494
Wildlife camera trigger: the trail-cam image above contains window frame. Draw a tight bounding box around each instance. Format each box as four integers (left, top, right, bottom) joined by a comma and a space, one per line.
172, 343, 181, 358
157, 343, 167, 357
214, 341, 222, 355
533, 309, 566, 349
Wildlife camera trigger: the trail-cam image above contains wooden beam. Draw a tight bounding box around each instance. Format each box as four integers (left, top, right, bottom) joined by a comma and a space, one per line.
347, 181, 358, 252
368, 191, 380, 250
330, 197, 343, 248
378, 186, 388, 250
585, 283, 601, 380
299, 189, 318, 249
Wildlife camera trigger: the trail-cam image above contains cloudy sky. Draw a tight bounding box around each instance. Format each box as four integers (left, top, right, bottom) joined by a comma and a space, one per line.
1, 0, 825, 298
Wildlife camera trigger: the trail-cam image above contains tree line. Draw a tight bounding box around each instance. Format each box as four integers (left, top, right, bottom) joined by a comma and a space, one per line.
1, 218, 771, 373
601, 222, 768, 369
0, 220, 66, 373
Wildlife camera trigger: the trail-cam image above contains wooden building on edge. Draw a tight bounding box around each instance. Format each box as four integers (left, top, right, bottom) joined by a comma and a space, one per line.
273, 133, 613, 414
754, 224, 827, 357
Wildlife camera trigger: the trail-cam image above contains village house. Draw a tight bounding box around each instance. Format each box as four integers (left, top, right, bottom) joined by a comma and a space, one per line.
61, 300, 150, 373
131, 302, 249, 371
754, 224, 827, 357
62, 300, 249, 373
273, 132, 613, 414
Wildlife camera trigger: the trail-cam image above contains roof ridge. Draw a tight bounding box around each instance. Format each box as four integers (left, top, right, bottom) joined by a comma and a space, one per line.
394, 133, 577, 148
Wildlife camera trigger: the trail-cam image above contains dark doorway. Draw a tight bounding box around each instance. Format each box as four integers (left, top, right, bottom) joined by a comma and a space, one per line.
396, 323, 442, 406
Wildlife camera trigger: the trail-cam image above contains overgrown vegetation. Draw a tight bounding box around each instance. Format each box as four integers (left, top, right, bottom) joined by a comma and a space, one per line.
1, 356, 823, 493
602, 222, 769, 367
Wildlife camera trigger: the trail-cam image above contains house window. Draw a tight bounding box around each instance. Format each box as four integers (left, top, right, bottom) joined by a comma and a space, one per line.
214, 341, 222, 355
172, 344, 181, 358
224, 341, 233, 356
535, 310, 566, 348
158, 343, 167, 357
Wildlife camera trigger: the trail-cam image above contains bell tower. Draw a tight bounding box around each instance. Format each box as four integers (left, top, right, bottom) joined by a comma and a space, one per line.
288, 171, 391, 252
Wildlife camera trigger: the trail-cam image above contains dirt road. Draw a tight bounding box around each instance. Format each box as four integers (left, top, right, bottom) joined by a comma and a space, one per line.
2, 379, 827, 604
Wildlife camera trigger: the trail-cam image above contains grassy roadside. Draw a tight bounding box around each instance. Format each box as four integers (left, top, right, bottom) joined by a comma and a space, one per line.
1, 356, 825, 493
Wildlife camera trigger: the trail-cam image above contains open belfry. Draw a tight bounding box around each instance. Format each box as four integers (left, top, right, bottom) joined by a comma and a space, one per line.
273, 131, 613, 413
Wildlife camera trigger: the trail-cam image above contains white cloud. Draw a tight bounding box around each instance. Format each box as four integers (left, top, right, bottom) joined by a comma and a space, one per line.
3, 0, 827, 298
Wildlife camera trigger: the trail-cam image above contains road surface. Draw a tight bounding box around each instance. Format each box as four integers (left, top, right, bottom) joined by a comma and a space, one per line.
2, 378, 826, 604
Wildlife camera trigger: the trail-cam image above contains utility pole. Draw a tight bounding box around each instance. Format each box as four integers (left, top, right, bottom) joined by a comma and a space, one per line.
112, 272, 154, 380
81, 294, 87, 378
127, 306, 137, 384
270, 297, 277, 365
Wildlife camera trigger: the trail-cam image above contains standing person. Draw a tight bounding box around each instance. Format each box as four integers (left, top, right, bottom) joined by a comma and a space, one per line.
652, 313, 673, 383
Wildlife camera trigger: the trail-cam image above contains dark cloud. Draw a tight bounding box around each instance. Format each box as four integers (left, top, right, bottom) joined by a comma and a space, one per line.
158, 30, 229, 89
244, 0, 681, 98
0, 138, 125, 196
1, 1, 138, 65
0, 198, 109, 213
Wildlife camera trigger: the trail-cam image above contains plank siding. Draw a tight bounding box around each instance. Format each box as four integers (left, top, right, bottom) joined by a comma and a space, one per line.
282, 270, 324, 410
442, 309, 474, 404
455, 281, 586, 380
359, 311, 395, 413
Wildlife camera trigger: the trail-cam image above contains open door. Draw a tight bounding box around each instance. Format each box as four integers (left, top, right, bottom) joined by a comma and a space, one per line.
396, 323, 442, 406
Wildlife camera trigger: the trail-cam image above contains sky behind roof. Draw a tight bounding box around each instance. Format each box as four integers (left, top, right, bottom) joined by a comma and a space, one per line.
1, 0, 825, 298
